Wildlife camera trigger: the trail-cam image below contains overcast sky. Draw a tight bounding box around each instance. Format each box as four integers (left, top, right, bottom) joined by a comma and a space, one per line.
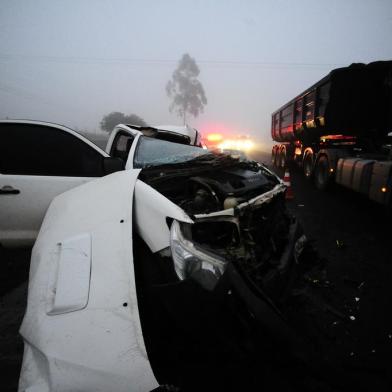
1, 0, 391, 147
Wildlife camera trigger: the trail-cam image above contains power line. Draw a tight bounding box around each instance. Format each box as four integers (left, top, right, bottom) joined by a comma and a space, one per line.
0, 53, 345, 69
0, 81, 79, 112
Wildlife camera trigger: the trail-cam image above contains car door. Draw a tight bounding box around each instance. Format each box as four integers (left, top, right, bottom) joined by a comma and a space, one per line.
19, 169, 158, 392
0, 122, 106, 247
106, 126, 141, 169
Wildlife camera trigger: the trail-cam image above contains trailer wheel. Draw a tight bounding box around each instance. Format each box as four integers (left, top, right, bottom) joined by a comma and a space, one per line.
271, 148, 277, 166
280, 150, 286, 169
303, 154, 314, 178
314, 156, 331, 190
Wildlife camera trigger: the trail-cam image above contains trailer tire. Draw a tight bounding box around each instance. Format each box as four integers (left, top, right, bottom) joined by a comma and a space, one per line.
280, 150, 286, 169
303, 153, 314, 179
271, 147, 277, 166
314, 155, 331, 190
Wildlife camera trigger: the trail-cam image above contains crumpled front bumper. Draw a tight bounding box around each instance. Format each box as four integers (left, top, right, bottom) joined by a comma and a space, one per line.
137, 219, 310, 390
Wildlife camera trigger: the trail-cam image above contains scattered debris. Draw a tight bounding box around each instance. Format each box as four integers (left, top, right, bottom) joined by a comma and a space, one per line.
349, 315, 356, 321
358, 281, 365, 290
297, 204, 305, 207
354, 297, 360, 302
303, 268, 332, 288
335, 239, 345, 249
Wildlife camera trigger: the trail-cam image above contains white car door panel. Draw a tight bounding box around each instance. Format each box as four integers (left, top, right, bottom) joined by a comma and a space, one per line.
0, 120, 108, 248
0, 174, 92, 247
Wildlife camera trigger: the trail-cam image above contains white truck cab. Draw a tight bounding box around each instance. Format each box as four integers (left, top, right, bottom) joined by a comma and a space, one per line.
106, 124, 202, 169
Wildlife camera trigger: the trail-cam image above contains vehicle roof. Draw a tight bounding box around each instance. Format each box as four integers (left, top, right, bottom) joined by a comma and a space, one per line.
0, 119, 109, 156
119, 123, 195, 145
154, 124, 198, 143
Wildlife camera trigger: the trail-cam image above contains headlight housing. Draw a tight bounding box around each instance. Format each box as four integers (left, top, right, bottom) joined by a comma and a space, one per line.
170, 220, 228, 291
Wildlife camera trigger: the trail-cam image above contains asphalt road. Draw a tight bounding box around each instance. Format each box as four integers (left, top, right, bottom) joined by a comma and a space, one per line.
1, 151, 391, 391
255, 151, 392, 391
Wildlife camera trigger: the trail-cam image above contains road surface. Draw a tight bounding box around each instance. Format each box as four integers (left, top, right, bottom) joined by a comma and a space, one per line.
1, 151, 391, 391
255, 150, 392, 391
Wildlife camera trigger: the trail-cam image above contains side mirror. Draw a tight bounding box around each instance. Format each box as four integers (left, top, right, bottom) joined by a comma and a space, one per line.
103, 157, 125, 175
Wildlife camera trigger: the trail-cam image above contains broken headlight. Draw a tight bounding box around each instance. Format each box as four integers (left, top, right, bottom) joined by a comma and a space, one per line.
170, 220, 228, 291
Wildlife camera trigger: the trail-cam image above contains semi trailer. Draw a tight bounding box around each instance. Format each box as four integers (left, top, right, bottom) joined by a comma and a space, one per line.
271, 60, 392, 206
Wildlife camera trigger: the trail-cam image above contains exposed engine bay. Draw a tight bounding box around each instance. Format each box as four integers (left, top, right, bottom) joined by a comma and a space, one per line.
139, 153, 294, 299
139, 153, 281, 215
135, 154, 314, 390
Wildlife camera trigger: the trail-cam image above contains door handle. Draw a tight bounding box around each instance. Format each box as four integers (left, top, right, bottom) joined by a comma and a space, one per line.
0, 186, 20, 195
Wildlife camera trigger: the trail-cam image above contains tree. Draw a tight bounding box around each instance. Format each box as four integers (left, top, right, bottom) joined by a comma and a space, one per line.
100, 111, 147, 132
166, 53, 207, 124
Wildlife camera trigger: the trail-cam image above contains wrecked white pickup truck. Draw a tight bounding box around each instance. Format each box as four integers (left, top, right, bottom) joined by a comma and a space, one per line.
3, 120, 312, 391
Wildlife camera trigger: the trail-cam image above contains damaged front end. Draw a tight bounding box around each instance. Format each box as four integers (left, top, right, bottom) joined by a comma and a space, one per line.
139, 155, 300, 301
135, 155, 308, 390
18, 146, 310, 391
169, 188, 298, 299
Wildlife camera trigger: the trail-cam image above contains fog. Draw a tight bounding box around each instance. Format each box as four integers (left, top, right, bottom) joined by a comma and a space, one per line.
1, 0, 391, 150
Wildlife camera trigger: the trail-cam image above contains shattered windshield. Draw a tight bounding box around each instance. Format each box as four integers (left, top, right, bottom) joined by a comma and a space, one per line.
133, 136, 210, 168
